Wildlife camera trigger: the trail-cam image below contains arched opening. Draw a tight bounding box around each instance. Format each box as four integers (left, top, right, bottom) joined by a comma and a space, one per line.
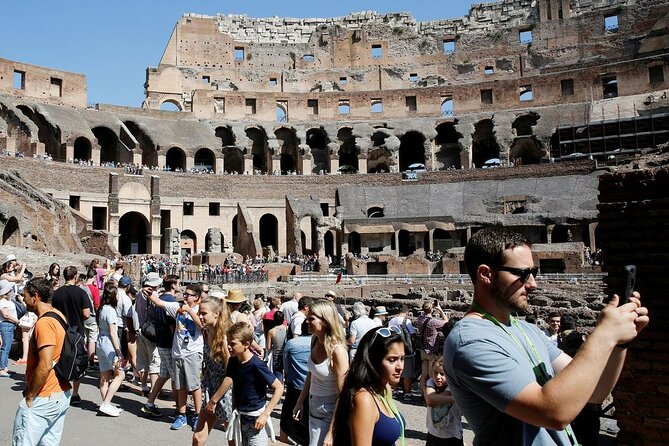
472, 119, 501, 168
440, 97, 454, 117
513, 113, 540, 137
307, 128, 329, 173
118, 212, 149, 255
17, 105, 62, 160
194, 148, 215, 172
160, 100, 182, 112
367, 207, 385, 218
324, 231, 335, 260
348, 232, 361, 255
433, 229, 453, 252
300, 230, 308, 255
299, 216, 318, 254
180, 230, 197, 256
367, 148, 391, 173
166, 147, 186, 171
435, 122, 462, 169
275, 127, 299, 174
552, 225, 571, 243
93, 126, 131, 165
205, 229, 222, 252
232, 215, 238, 249
337, 128, 358, 173
124, 121, 157, 167
398, 230, 414, 256
73, 137, 92, 161
2, 217, 21, 246
224, 148, 244, 174
246, 127, 268, 174
510, 137, 543, 165
259, 214, 279, 251
398, 131, 426, 172
371, 131, 389, 147
276, 104, 288, 123
216, 126, 235, 147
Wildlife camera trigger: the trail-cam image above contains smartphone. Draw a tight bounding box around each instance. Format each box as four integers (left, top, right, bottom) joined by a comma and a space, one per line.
620, 265, 636, 306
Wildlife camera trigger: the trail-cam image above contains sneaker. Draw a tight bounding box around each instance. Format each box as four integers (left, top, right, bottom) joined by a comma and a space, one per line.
142, 387, 150, 398
70, 395, 82, 406
191, 415, 199, 432
99, 404, 120, 417
141, 403, 162, 417
402, 392, 413, 401
170, 414, 187, 430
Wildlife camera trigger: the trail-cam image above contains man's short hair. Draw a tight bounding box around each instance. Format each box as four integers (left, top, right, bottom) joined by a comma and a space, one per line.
464, 227, 532, 283
63, 265, 78, 281
548, 312, 561, 320
24, 278, 54, 304
298, 296, 313, 311
226, 322, 254, 345
162, 275, 179, 292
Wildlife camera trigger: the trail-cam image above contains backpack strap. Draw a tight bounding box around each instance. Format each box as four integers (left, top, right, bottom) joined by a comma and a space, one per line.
42, 311, 68, 330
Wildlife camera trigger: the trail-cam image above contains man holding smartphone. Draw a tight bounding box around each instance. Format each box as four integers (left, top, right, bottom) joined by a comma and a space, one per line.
444, 227, 649, 446
416, 300, 448, 394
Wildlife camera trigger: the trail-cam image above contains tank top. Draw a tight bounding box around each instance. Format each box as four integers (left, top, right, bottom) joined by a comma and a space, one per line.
371, 394, 404, 446
307, 350, 338, 396
271, 326, 286, 358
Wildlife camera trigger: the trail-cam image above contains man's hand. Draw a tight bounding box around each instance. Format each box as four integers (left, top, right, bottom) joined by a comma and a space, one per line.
598, 292, 649, 345
254, 412, 269, 430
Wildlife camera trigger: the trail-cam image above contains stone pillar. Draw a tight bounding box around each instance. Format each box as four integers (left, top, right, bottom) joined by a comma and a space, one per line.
244, 154, 254, 174
357, 154, 367, 174
164, 228, 181, 258
206, 227, 223, 253
588, 222, 598, 251
465, 227, 472, 242
91, 148, 101, 166
33, 142, 45, 157
394, 231, 400, 256
133, 152, 143, 166
428, 229, 435, 252
299, 144, 312, 176
186, 156, 194, 171
330, 156, 340, 173
215, 156, 224, 174
158, 154, 166, 170
108, 173, 120, 250
150, 176, 162, 254
462, 147, 472, 169
272, 155, 282, 174
0, 137, 16, 155
546, 224, 556, 244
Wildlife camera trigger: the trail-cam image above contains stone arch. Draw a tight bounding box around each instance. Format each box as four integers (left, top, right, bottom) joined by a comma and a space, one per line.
216, 126, 236, 147
367, 147, 391, 173
337, 127, 358, 173
118, 212, 149, 255
205, 228, 223, 252
307, 127, 330, 173
432, 229, 453, 252
348, 232, 361, 255
259, 214, 279, 250
275, 126, 299, 174
324, 230, 335, 259
2, 216, 21, 247
472, 119, 501, 168
124, 120, 157, 167
73, 136, 92, 161
299, 216, 318, 254
93, 126, 131, 165
180, 229, 197, 255
17, 105, 62, 160
398, 131, 427, 172
510, 113, 543, 165
246, 127, 269, 174
159, 99, 182, 112
435, 122, 462, 169
367, 206, 385, 218
194, 148, 215, 172
224, 148, 244, 174
166, 147, 186, 171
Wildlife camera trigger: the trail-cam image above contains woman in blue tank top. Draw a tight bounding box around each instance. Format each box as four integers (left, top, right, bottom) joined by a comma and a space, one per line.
332, 326, 407, 446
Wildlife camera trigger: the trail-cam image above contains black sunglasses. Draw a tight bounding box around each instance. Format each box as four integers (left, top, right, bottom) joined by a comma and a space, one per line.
184, 292, 198, 297
497, 266, 539, 283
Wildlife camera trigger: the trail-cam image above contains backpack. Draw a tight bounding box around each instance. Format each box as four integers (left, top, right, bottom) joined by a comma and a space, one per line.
398, 318, 415, 356
420, 317, 446, 355
42, 311, 89, 382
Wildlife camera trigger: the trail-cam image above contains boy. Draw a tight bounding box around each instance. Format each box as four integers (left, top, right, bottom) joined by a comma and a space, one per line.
204, 322, 283, 446
425, 358, 464, 446
148, 284, 203, 430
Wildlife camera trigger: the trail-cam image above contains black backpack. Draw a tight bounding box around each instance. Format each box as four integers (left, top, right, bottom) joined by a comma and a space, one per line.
42, 312, 89, 382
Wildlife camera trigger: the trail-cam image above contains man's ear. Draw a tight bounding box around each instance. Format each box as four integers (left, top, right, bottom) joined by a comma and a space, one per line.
477, 264, 494, 286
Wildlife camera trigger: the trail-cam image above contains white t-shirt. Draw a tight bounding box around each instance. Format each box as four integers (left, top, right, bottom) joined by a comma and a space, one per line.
426, 379, 463, 439
163, 302, 203, 358
289, 311, 307, 338
279, 300, 298, 326
349, 316, 377, 349
388, 315, 416, 335
116, 288, 133, 328
0, 299, 17, 323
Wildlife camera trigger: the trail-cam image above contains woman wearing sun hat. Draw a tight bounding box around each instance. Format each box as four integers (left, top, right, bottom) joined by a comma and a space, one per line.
0, 279, 21, 377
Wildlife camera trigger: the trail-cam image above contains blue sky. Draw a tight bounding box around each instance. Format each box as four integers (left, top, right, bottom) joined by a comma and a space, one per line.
1, 1, 474, 107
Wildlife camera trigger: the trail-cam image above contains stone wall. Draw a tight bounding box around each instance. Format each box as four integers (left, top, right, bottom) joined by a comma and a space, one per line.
597, 150, 669, 445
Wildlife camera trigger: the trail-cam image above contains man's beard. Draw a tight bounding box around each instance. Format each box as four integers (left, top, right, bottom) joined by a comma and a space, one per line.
491, 280, 529, 314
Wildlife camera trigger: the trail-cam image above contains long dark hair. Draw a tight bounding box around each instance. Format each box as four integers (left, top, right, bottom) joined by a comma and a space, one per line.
332, 327, 405, 445
97, 282, 118, 324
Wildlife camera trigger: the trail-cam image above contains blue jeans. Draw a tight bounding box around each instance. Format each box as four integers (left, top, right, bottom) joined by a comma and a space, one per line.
13, 390, 72, 446
0, 321, 16, 370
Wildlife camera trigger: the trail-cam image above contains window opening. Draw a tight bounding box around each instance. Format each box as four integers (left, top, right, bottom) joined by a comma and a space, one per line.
371, 44, 382, 59
371, 99, 383, 113
443, 39, 455, 54
338, 100, 350, 115
183, 202, 194, 216
481, 89, 493, 105
605, 15, 618, 32
234, 47, 245, 61
13, 70, 25, 90
520, 85, 534, 102
484, 66, 494, 75
519, 30, 533, 44
245, 98, 257, 114
308, 99, 319, 115
561, 79, 575, 96
406, 96, 417, 112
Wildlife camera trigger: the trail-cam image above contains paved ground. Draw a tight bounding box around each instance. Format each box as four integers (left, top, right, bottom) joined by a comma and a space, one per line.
0, 360, 475, 445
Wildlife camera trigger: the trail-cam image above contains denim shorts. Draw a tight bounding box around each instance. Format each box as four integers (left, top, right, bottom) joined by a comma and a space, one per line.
13, 390, 71, 446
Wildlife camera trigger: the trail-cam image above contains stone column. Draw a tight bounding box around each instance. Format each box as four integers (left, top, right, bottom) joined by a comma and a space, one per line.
394, 231, 400, 256
108, 173, 120, 252
215, 156, 224, 174
546, 224, 556, 244
91, 148, 101, 166
357, 154, 367, 174
428, 229, 435, 252
588, 222, 598, 251
244, 154, 254, 174
207, 227, 223, 253
164, 228, 181, 258
299, 144, 312, 176
186, 155, 194, 171
133, 152, 143, 166
150, 176, 162, 254
33, 142, 45, 157
0, 137, 16, 155
157, 154, 166, 170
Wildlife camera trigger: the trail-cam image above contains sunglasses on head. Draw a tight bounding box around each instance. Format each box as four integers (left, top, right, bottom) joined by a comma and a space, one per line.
497, 266, 539, 283
371, 325, 401, 344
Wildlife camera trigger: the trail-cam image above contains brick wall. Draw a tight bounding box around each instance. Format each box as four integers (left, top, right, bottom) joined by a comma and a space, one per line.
598, 154, 669, 445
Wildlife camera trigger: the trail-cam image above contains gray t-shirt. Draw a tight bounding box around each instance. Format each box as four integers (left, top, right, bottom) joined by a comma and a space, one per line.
163, 302, 203, 358
444, 317, 570, 446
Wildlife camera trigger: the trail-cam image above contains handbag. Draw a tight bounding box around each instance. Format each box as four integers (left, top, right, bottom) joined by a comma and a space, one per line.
141, 320, 157, 342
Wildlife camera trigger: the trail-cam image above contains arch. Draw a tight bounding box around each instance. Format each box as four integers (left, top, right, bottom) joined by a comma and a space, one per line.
2, 217, 21, 247
433, 229, 453, 252
224, 148, 244, 174
510, 137, 543, 165
17, 105, 62, 160
118, 212, 149, 255
166, 147, 186, 171
299, 216, 317, 254
367, 206, 385, 218
300, 230, 308, 254
275, 127, 299, 174
216, 126, 236, 147
324, 231, 335, 260
472, 119, 501, 168
398, 230, 414, 256
124, 120, 157, 167
367, 147, 391, 173
194, 148, 215, 172
337, 127, 358, 173
552, 225, 571, 243
205, 229, 222, 252
307, 128, 330, 173
180, 229, 197, 256
259, 214, 279, 250
348, 232, 361, 255
435, 122, 462, 169
159, 100, 182, 112
93, 126, 131, 165
246, 127, 268, 174
513, 113, 540, 137
398, 131, 426, 172
73, 137, 92, 161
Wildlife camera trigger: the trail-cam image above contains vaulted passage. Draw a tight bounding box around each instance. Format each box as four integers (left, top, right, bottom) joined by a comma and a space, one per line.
259, 214, 279, 250
118, 212, 148, 255
435, 122, 462, 169
2, 217, 20, 247
510, 113, 543, 165
224, 148, 244, 174
73, 137, 92, 161
165, 147, 186, 171
93, 126, 132, 164
398, 131, 426, 172
472, 119, 501, 168
337, 128, 358, 173
246, 127, 268, 174
194, 148, 215, 172
216, 126, 235, 147
276, 127, 299, 174
124, 121, 157, 167
307, 128, 329, 173
17, 105, 62, 160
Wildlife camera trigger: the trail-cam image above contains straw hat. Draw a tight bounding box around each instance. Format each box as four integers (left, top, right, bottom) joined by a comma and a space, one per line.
324, 290, 337, 299
226, 288, 247, 304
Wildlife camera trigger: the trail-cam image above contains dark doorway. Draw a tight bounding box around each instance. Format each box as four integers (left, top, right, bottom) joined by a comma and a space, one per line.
246, 127, 268, 174
552, 225, 571, 243
93, 127, 126, 164
2, 217, 20, 246
216, 126, 235, 147
398, 230, 414, 256
118, 212, 148, 255
194, 148, 215, 172
433, 229, 453, 252
348, 232, 361, 255
232, 215, 238, 249
224, 149, 244, 174
166, 147, 186, 171
124, 121, 157, 167
472, 119, 501, 168
307, 128, 329, 173
435, 122, 462, 169
398, 131, 426, 172
324, 231, 335, 259
337, 128, 358, 173
259, 214, 279, 250
73, 137, 92, 161
276, 127, 299, 174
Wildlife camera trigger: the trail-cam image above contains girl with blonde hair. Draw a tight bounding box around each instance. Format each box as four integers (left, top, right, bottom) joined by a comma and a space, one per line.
294, 299, 349, 446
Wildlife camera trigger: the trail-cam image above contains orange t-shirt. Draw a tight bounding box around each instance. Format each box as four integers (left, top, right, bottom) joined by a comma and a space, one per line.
26, 313, 72, 397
